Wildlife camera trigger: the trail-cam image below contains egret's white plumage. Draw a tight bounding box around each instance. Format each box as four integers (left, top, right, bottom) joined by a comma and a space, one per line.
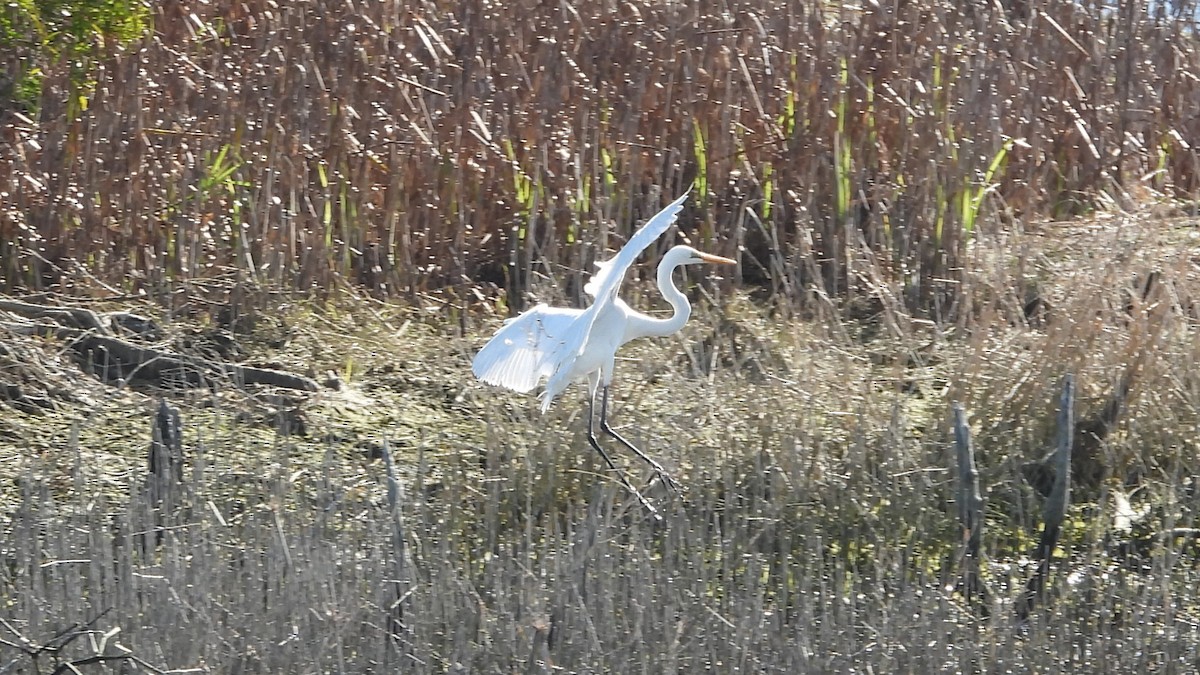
470, 190, 735, 515
471, 304, 583, 394
472, 191, 734, 410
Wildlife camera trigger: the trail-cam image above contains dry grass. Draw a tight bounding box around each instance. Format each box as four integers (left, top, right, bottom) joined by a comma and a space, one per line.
4, 0, 1200, 672
2, 207, 1200, 672
4, 0, 1199, 315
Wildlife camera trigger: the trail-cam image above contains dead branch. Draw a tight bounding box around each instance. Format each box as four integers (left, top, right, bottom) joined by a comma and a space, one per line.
1016, 375, 1074, 625
66, 329, 318, 391
0, 607, 169, 674
0, 297, 318, 392
0, 298, 107, 332
952, 402, 991, 617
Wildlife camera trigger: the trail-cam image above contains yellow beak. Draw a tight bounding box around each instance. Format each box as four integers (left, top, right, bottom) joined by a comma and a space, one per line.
697, 252, 737, 265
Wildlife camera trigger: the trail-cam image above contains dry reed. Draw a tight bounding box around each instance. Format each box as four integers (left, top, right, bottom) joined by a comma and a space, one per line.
3, 0, 1198, 316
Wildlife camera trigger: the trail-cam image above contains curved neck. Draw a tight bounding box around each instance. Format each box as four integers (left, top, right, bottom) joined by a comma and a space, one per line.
627, 258, 691, 340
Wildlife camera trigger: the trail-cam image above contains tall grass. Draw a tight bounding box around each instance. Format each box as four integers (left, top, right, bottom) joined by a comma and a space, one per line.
3, 0, 1198, 315
5, 2, 1200, 671
4, 427, 1196, 673
2, 258, 1199, 671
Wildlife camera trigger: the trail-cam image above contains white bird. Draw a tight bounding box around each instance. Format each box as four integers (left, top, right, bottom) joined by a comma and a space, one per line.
472, 191, 736, 516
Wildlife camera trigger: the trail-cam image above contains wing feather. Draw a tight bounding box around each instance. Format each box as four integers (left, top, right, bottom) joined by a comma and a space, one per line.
471, 304, 585, 393
542, 190, 690, 406
583, 190, 690, 301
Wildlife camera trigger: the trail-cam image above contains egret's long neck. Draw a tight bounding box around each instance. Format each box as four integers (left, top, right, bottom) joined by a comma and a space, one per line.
634, 258, 691, 338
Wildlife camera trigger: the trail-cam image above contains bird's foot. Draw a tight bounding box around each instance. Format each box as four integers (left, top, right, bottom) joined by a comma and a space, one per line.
604, 473, 662, 521
645, 465, 683, 497
637, 494, 664, 522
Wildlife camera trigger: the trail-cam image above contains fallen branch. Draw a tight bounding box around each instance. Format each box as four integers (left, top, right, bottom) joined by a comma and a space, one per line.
0, 298, 318, 392
0, 607, 169, 674
66, 329, 318, 391
0, 298, 107, 332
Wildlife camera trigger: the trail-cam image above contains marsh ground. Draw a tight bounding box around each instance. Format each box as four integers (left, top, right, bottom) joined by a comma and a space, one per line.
3, 208, 1200, 673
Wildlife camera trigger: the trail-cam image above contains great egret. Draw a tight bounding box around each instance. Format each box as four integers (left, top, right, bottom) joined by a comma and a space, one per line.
472, 191, 735, 517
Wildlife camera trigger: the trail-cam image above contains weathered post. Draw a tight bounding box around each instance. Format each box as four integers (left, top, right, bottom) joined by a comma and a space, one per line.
952, 402, 991, 617
379, 438, 410, 651
144, 399, 182, 552
1016, 375, 1074, 624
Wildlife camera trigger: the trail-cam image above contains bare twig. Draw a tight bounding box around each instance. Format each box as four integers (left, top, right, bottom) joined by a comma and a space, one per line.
0, 608, 168, 675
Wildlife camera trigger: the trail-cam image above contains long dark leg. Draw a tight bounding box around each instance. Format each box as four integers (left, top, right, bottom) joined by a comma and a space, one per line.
586, 388, 662, 521
599, 385, 682, 495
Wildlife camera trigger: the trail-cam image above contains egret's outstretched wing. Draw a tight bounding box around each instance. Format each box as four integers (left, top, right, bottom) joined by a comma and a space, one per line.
583, 190, 691, 301
472, 304, 585, 393
540, 190, 690, 407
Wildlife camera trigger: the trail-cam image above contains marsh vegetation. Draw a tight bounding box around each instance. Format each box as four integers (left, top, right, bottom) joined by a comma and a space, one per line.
3, 0, 1200, 672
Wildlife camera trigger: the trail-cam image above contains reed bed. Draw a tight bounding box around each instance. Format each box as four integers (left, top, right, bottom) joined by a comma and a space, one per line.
1, 245, 1199, 671
4, 0, 1198, 314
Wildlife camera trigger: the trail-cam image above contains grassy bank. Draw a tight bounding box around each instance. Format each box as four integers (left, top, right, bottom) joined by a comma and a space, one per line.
2, 206, 1200, 671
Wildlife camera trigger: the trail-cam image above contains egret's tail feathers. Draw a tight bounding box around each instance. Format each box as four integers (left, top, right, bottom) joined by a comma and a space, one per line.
538, 376, 569, 413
